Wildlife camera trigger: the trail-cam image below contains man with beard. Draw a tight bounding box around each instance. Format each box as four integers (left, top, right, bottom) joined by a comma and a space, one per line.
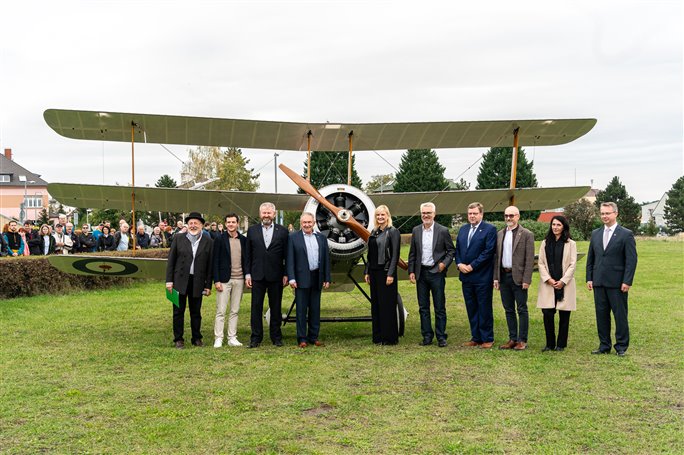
245, 202, 289, 348
166, 212, 214, 349
3, 220, 24, 257
493, 206, 535, 351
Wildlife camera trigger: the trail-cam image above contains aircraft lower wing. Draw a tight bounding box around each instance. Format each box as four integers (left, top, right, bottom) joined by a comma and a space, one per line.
47, 183, 589, 216
44, 109, 596, 151
371, 186, 591, 215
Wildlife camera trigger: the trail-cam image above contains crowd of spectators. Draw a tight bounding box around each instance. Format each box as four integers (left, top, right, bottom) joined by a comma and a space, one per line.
0, 215, 227, 257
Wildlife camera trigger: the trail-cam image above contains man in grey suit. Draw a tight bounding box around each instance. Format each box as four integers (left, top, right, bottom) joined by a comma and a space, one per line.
493, 206, 535, 351
408, 202, 456, 347
586, 201, 637, 356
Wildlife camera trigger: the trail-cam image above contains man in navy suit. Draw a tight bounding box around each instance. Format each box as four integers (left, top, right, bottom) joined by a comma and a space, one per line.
245, 202, 289, 348
287, 212, 331, 347
586, 201, 637, 356
454, 202, 498, 349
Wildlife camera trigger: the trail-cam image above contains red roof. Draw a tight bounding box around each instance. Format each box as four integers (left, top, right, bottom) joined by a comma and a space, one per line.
537, 211, 563, 223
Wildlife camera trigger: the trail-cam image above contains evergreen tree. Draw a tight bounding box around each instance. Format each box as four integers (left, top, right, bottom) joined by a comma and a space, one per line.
664, 176, 684, 233
392, 149, 451, 233
216, 147, 260, 191
595, 176, 641, 232
37, 208, 49, 225
300, 151, 362, 191
155, 174, 177, 188
476, 147, 539, 220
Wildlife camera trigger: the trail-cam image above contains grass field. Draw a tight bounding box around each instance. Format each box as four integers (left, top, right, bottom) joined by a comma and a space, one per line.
1, 240, 682, 454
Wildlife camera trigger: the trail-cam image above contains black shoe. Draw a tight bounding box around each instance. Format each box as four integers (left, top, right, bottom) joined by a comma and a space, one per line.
248, 342, 260, 348
541, 346, 554, 352
616, 350, 626, 357
192, 339, 203, 347
591, 349, 610, 354
554, 347, 565, 352
174, 340, 185, 349
438, 339, 447, 348
274, 340, 284, 347
420, 339, 433, 346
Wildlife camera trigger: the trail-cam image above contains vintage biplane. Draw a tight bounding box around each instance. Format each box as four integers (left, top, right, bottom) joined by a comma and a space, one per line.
44, 109, 595, 332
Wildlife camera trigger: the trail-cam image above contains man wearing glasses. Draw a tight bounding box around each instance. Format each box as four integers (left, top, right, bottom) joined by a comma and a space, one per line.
586, 202, 637, 356
408, 202, 455, 347
493, 206, 535, 351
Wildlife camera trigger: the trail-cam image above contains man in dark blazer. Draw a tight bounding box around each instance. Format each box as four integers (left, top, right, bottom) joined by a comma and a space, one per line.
245, 202, 289, 348
586, 201, 637, 356
165, 212, 214, 349
287, 212, 331, 347
455, 202, 498, 349
493, 206, 535, 351
408, 202, 456, 347
212, 212, 248, 348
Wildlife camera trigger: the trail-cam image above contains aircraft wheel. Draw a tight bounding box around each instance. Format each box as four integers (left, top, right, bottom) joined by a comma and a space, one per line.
397, 294, 408, 337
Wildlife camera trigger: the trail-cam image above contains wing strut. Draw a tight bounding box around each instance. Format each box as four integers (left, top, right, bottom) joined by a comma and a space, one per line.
306, 130, 312, 181
130, 122, 137, 253
347, 131, 354, 185
509, 127, 520, 206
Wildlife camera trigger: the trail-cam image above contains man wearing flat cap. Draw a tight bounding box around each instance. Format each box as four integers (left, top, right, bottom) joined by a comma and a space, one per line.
166, 212, 214, 348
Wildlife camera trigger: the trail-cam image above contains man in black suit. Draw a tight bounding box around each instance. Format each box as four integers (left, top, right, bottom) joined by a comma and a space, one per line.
586, 201, 637, 356
245, 202, 289, 348
287, 212, 331, 348
408, 202, 456, 347
165, 212, 214, 349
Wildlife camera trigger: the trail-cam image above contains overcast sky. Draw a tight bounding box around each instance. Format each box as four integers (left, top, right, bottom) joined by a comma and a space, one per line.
1, 0, 681, 203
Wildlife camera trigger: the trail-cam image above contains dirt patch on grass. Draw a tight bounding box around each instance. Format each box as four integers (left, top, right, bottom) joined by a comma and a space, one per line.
303, 403, 334, 416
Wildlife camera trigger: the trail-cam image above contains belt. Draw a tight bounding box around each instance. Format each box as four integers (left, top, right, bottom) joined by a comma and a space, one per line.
501, 267, 512, 273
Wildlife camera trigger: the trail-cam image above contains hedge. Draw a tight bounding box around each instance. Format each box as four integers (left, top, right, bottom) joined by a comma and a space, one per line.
0, 249, 169, 300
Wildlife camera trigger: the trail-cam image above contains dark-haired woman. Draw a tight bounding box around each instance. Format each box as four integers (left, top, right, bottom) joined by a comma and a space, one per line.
97, 225, 115, 252
536, 215, 577, 352
364, 205, 401, 345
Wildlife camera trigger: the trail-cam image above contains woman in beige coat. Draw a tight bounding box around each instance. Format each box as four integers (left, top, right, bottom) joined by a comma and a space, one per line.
537, 216, 577, 352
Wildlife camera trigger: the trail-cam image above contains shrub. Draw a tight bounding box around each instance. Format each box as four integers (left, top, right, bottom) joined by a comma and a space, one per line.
0, 249, 169, 300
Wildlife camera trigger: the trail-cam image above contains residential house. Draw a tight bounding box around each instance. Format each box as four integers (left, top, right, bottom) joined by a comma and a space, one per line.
0, 148, 49, 224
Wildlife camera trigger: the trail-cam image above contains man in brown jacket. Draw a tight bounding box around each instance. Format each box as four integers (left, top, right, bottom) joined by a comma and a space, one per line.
493, 206, 535, 350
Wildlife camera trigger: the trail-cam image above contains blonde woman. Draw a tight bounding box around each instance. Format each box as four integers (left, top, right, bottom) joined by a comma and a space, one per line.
364, 205, 401, 345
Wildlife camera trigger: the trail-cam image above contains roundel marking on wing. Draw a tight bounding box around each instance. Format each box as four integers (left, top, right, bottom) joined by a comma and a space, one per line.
72, 258, 140, 276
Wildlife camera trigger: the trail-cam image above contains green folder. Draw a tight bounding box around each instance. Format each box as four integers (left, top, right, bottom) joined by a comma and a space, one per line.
166, 288, 180, 308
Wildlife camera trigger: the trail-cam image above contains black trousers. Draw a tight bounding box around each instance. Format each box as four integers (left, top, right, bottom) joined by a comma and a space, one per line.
594, 286, 629, 352
369, 268, 398, 344
250, 279, 283, 344
173, 275, 203, 343
542, 307, 571, 349
499, 271, 529, 342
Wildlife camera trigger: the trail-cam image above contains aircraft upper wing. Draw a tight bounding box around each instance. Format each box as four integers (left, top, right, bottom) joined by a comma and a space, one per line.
44, 109, 596, 151
48, 183, 589, 216
370, 186, 591, 215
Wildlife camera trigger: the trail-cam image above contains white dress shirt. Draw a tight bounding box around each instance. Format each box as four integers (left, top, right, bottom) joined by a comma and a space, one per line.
421, 223, 435, 267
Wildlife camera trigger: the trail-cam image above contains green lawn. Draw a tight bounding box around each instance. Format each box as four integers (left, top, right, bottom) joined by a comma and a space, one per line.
1, 240, 682, 454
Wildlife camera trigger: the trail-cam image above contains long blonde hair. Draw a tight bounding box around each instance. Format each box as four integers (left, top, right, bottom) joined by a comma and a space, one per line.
374, 205, 393, 228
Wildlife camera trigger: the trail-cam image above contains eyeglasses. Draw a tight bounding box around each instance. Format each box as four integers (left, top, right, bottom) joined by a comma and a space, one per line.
504, 214, 517, 218
421, 212, 434, 215
599, 212, 615, 216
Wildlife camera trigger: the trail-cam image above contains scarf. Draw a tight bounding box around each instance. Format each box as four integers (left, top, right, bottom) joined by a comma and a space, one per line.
545, 237, 566, 302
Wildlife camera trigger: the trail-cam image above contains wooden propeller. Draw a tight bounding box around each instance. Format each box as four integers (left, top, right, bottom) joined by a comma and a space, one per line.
278, 164, 408, 271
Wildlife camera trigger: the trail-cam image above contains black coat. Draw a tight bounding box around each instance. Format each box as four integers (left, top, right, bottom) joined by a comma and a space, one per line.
245, 223, 289, 282
212, 231, 247, 283
28, 235, 56, 255
97, 235, 115, 252
78, 233, 96, 252
166, 231, 214, 298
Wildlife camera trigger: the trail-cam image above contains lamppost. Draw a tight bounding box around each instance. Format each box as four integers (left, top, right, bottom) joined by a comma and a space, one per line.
18, 176, 35, 223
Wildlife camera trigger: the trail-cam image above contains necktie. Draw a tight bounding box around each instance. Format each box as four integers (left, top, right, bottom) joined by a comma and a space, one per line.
603, 228, 611, 250
467, 225, 476, 247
